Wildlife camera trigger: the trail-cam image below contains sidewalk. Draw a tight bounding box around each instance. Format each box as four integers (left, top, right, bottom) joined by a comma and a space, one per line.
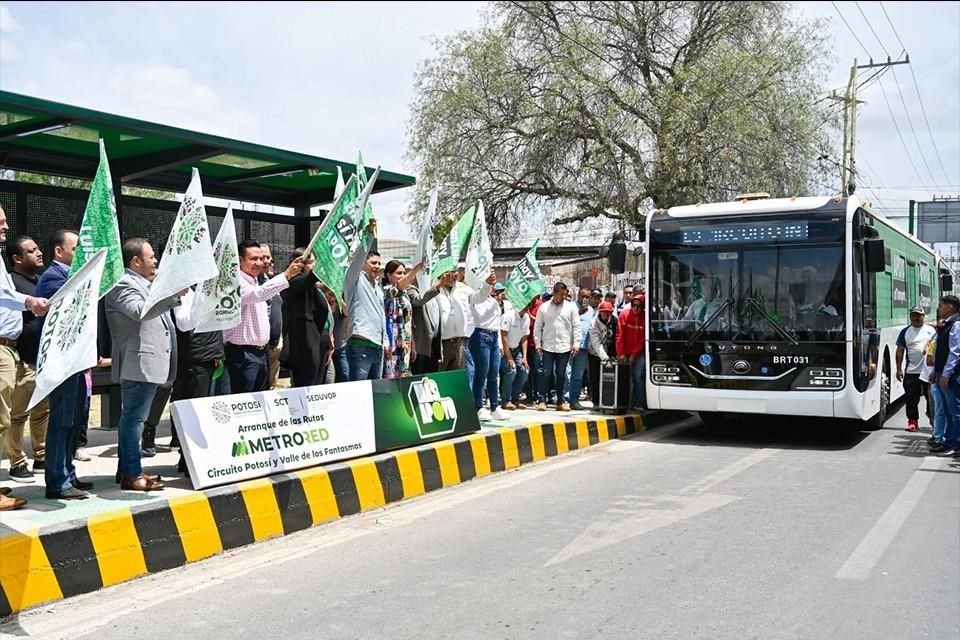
0, 406, 680, 617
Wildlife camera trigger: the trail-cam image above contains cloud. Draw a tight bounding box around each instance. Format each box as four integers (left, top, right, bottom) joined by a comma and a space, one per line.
0, 6, 21, 32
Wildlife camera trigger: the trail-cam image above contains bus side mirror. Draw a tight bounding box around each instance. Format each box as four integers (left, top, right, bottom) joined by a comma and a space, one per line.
608, 232, 627, 274
864, 239, 885, 273
941, 274, 954, 292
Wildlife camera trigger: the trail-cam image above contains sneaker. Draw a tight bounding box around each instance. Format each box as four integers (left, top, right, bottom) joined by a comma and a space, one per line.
570, 403, 584, 410
140, 447, 157, 458
9, 463, 34, 483
476, 408, 492, 421
490, 407, 509, 420
32, 459, 45, 473
558, 403, 571, 412
906, 420, 919, 432
74, 448, 91, 462
503, 402, 517, 410
935, 446, 958, 457
930, 442, 949, 453
537, 402, 547, 412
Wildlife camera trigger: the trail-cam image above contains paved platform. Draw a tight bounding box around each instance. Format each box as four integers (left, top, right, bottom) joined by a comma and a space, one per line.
0, 406, 679, 617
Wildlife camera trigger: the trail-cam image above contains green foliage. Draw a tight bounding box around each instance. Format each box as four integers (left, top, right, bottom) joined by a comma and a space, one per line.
407, 1, 837, 240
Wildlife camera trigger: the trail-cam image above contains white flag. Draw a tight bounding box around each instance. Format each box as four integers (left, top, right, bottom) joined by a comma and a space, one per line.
28, 249, 107, 411
334, 165, 345, 199
142, 168, 218, 317
192, 206, 241, 333
415, 187, 438, 293
464, 199, 493, 290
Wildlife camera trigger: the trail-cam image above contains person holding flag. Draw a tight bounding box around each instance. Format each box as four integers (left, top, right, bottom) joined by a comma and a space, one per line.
223, 241, 304, 393
36, 229, 100, 500
343, 219, 387, 380
0, 206, 49, 511
105, 238, 186, 492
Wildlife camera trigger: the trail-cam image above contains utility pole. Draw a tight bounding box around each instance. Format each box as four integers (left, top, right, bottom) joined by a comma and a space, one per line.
829, 56, 910, 195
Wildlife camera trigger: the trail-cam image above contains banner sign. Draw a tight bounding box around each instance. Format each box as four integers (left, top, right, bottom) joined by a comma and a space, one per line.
171, 370, 479, 489
372, 368, 477, 451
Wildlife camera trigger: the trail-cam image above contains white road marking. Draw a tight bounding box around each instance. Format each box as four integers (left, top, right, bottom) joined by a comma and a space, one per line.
546, 448, 778, 566
835, 456, 946, 580
3, 421, 686, 639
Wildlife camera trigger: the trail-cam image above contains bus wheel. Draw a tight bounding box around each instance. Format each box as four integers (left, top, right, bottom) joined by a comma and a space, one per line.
698, 412, 727, 427
866, 367, 890, 430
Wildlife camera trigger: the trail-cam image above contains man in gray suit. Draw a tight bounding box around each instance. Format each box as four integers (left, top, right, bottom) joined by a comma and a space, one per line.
105, 238, 184, 491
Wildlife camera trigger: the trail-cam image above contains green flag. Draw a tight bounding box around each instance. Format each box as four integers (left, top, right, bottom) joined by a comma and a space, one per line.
355, 151, 374, 232
505, 239, 546, 312
307, 166, 381, 301
430, 204, 476, 279
70, 139, 124, 297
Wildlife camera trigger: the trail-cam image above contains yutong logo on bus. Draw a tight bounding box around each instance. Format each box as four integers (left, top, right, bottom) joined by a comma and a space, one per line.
407, 377, 458, 438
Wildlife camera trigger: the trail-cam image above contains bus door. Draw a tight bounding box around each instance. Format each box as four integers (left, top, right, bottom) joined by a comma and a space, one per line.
907, 260, 918, 309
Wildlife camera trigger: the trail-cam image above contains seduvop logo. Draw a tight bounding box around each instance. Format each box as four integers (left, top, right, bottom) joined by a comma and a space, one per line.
407, 377, 458, 439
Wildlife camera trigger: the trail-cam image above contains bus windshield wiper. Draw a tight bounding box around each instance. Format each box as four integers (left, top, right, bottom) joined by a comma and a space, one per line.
685, 297, 734, 346
744, 297, 799, 345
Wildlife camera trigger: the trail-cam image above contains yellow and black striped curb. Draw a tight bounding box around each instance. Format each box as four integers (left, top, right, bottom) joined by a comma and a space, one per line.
0, 413, 668, 617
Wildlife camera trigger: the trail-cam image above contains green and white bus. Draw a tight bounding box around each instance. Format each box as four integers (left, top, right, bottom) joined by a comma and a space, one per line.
645, 194, 955, 427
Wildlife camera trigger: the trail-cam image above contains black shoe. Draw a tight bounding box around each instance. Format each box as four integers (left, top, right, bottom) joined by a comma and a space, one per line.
9, 463, 34, 483
32, 459, 46, 472
930, 442, 949, 453
72, 479, 94, 490
45, 486, 89, 500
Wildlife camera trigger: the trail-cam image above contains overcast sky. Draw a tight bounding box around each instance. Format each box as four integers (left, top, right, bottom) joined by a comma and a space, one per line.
0, 1, 957, 242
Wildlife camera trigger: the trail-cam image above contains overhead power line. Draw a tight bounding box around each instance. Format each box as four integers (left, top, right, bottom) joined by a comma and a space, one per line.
878, 0, 955, 184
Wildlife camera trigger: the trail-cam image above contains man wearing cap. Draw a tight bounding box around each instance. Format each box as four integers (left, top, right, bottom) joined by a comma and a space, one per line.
617, 293, 647, 411
896, 306, 936, 432
588, 300, 618, 406
533, 282, 581, 411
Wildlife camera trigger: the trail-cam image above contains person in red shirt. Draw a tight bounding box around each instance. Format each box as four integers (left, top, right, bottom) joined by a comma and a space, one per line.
616, 294, 646, 410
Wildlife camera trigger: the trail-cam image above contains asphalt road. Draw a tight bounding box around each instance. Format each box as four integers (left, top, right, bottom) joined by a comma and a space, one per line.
4, 404, 958, 640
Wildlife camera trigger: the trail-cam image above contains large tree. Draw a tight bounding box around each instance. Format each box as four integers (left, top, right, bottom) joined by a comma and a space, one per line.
407, 1, 837, 241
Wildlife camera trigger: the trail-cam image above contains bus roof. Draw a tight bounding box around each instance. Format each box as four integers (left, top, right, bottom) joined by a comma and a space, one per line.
656, 196, 838, 218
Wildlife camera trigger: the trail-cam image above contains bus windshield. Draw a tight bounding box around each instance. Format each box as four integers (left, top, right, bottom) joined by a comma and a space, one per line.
650, 217, 846, 342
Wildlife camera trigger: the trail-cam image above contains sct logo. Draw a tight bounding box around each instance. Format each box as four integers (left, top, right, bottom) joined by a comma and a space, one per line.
407, 377, 458, 438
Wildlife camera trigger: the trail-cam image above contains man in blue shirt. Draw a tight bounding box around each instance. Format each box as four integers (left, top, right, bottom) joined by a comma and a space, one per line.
0, 206, 49, 511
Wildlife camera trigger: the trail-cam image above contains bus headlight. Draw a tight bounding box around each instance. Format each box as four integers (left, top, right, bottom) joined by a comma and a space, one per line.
792, 367, 845, 391
651, 363, 687, 386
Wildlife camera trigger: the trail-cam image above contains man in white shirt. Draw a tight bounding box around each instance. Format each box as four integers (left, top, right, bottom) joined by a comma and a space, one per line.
437, 271, 490, 372
533, 282, 581, 411
500, 295, 531, 410
896, 305, 937, 432
468, 273, 504, 420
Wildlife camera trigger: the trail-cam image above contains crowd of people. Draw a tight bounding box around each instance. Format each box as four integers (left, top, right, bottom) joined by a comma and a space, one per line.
0, 214, 650, 510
